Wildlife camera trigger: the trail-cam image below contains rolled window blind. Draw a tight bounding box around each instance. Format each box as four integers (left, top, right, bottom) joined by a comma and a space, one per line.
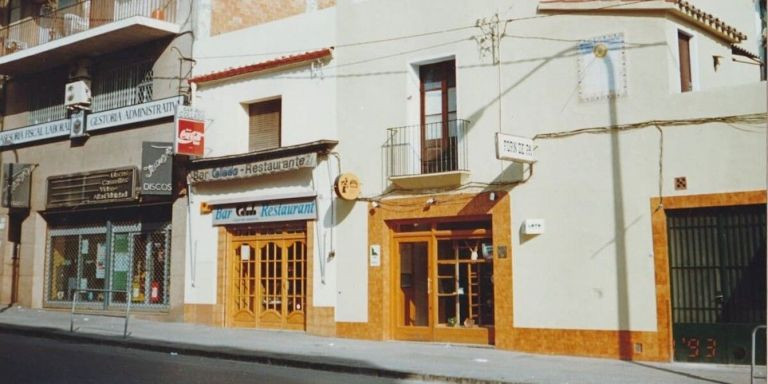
248, 99, 281, 152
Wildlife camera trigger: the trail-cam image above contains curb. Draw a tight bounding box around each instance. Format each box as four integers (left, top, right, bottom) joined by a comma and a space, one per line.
0, 323, 521, 384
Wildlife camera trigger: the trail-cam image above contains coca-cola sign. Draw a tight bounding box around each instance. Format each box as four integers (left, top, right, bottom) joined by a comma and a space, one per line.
175, 106, 205, 156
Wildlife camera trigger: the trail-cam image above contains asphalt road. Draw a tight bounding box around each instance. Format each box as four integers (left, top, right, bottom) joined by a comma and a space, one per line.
0, 333, 430, 384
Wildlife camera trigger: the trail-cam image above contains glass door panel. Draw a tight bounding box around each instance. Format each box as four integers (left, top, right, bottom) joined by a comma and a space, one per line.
399, 241, 429, 326
436, 239, 494, 328
231, 242, 257, 325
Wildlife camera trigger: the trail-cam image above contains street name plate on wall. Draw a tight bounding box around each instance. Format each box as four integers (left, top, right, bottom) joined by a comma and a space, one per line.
47, 167, 138, 208
495, 133, 535, 163
141, 142, 173, 196
1, 163, 35, 208
212, 199, 317, 226
188, 153, 317, 183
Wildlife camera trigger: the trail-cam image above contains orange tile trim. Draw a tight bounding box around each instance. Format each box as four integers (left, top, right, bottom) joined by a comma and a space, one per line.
511, 328, 666, 361
339, 191, 512, 343
649, 190, 766, 362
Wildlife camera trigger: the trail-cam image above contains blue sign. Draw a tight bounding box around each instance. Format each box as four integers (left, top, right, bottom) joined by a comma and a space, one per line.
212, 199, 317, 225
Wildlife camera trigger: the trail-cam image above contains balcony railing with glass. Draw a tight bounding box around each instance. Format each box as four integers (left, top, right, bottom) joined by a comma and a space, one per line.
385, 120, 469, 178
0, 0, 176, 57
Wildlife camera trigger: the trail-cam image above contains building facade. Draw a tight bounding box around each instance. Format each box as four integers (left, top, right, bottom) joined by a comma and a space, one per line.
0, 0, 762, 366
0, 0, 193, 320
185, 0, 766, 364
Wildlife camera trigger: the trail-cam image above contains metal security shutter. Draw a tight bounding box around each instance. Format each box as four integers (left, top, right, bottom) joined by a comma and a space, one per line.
668, 204, 766, 364
248, 99, 281, 152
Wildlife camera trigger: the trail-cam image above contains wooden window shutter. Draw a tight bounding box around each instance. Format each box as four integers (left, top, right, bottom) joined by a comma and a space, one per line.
248, 99, 281, 152
678, 32, 692, 92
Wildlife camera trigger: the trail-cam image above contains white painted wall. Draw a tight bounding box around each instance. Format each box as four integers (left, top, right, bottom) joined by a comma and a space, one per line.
188, 0, 766, 330
185, 163, 340, 308
185, 7, 340, 309
334, 0, 766, 331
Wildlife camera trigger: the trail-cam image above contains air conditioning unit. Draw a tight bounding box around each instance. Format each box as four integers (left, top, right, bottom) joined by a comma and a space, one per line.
65, 81, 91, 107
69, 110, 87, 138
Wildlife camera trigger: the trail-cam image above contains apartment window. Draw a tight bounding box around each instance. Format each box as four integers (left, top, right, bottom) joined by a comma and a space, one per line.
678, 31, 693, 92
8, 0, 21, 23
419, 60, 457, 173
92, 60, 154, 112
28, 70, 67, 125
248, 99, 281, 152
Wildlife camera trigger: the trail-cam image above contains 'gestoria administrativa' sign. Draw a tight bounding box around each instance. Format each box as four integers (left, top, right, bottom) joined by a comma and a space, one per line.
188, 153, 317, 183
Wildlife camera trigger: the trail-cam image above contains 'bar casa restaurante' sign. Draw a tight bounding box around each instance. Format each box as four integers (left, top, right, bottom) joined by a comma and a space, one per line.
47, 167, 138, 208
212, 199, 317, 226
188, 153, 317, 183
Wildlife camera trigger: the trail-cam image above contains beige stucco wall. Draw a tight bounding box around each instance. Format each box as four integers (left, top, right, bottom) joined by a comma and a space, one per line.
0, 120, 187, 319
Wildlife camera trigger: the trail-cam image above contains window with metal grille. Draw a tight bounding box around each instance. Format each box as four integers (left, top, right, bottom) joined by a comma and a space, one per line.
92, 60, 154, 112
248, 98, 281, 152
667, 204, 766, 364
27, 70, 67, 125
45, 221, 171, 309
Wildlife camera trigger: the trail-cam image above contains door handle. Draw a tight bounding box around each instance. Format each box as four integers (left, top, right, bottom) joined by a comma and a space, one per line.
714, 294, 724, 304
427, 278, 431, 294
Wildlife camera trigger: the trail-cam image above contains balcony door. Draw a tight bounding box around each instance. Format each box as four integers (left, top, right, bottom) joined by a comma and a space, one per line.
420, 60, 457, 174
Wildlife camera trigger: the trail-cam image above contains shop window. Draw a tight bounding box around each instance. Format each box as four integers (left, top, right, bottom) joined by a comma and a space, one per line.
436, 239, 494, 327
248, 98, 281, 152
46, 222, 171, 308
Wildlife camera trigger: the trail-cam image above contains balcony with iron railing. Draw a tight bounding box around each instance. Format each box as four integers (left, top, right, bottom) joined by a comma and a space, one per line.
384, 119, 470, 189
0, 0, 180, 76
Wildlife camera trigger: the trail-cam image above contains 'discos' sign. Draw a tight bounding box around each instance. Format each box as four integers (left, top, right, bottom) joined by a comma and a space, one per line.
175, 106, 205, 156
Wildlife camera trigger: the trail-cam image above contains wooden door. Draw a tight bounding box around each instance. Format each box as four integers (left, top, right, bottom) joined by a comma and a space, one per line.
228, 229, 306, 330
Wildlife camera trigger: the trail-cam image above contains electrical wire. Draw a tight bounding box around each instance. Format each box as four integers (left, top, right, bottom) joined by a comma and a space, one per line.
533, 113, 766, 140
194, 0, 658, 61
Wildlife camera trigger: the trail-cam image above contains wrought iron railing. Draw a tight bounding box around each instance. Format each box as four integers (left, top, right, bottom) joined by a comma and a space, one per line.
0, 0, 177, 57
385, 119, 469, 178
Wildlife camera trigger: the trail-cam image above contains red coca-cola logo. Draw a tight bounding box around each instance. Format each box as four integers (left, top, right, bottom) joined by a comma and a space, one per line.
178, 128, 203, 145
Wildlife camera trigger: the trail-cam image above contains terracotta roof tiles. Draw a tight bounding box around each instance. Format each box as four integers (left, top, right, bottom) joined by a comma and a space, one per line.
190, 48, 333, 85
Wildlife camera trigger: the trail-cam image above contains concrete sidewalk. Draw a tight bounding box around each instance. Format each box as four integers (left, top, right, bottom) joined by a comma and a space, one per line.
0, 306, 760, 384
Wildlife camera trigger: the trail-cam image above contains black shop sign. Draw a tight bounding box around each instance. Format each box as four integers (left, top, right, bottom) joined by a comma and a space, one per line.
47, 167, 138, 208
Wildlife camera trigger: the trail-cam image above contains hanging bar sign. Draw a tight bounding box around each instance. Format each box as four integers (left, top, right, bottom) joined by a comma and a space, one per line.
175, 106, 205, 156
1, 163, 35, 208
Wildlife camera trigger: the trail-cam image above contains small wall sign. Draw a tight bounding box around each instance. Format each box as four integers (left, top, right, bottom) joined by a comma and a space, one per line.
334, 173, 361, 200
370, 244, 381, 267
495, 133, 534, 163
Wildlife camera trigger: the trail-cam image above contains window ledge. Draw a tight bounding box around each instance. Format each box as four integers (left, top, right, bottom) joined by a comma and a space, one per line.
390, 170, 470, 190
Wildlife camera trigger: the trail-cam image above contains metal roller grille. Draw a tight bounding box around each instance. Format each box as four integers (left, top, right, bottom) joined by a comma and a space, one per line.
45, 221, 171, 309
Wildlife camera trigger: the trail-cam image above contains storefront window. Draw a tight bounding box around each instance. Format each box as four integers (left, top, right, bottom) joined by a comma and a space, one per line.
46, 221, 171, 308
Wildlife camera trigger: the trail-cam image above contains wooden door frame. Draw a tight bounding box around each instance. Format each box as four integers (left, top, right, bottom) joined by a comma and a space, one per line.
225, 229, 307, 330
391, 224, 494, 343
392, 235, 434, 341
419, 60, 456, 170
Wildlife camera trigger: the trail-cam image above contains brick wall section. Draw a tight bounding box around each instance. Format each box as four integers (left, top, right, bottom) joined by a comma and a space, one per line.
211, 0, 336, 36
